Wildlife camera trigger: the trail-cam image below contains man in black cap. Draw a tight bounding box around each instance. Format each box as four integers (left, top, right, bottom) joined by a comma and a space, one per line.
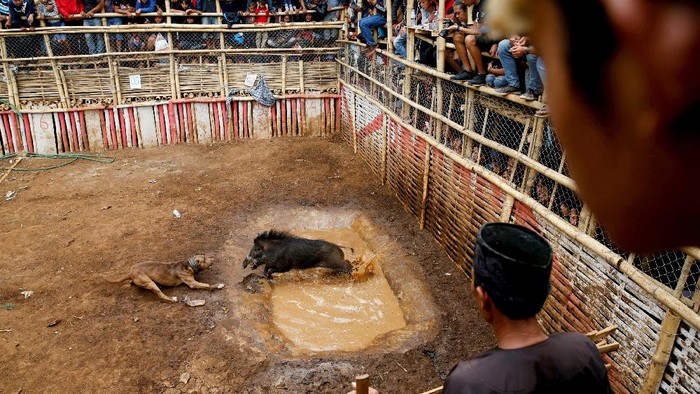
443, 222, 611, 393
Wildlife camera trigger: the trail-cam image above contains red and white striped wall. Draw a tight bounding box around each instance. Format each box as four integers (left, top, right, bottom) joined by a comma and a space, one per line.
0, 96, 341, 155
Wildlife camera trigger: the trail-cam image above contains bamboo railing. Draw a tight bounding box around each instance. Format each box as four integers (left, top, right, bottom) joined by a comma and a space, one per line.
337, 41, 700, 393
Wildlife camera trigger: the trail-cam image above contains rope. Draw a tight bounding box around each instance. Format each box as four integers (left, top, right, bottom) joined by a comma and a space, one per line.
0, 152, 115, 171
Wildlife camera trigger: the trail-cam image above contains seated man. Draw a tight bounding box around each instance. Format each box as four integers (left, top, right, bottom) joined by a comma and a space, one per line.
443, 222, 611, 393
445, 0, 497, 85
357, 0, 386, 55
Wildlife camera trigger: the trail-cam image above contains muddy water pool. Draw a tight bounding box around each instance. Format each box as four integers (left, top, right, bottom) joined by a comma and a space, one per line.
271, 228, 407, 352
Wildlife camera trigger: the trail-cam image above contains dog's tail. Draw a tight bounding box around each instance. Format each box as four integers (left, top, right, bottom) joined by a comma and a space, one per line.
101, 273, 131, 283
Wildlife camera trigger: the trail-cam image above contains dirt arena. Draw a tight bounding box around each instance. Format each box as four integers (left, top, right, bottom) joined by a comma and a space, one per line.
0, 136, 494, 393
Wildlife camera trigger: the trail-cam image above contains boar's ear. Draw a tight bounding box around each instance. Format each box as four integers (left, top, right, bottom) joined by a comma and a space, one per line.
254, 238, 268, 250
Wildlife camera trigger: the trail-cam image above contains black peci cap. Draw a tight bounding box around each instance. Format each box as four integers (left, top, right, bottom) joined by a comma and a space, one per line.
473, 222, 553, 319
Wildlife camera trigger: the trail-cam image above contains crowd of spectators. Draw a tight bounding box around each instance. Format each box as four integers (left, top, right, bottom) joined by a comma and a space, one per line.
0, 0, 348, 57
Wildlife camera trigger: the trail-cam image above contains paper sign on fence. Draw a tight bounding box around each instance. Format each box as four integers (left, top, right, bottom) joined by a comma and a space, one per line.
244, 74, 257, 87
129, 75, 142, 89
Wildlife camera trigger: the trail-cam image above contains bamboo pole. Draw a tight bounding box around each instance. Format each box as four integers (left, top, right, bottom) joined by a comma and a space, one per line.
42, 35, 68, 108
281, 56, 287, 94
351, 92, 358, 153
436, 0, 446, 73
640, 311, 682, 394
0, 37, 19, 107
463, 88, 475, 157
522, 114, 546, 195
419, 145, 432, 229
381, 113, 388, 184
0, 157, 22, 184
339, 77, 700, 331
299, 60, 305, 93
219, 33, 227, 97
386, 0, 393, 53
355, 374, 369, 394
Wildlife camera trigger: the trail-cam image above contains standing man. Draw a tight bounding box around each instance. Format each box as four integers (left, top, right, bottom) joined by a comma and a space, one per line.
82, 0, 105, 54
443, 222, 612, 393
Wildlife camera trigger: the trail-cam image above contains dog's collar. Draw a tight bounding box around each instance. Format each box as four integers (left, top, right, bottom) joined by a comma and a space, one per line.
188, 256, 200, 274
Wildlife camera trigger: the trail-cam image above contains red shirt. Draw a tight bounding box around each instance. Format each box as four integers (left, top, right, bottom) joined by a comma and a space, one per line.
254, 6, 268, 23
56, 0, 84, 17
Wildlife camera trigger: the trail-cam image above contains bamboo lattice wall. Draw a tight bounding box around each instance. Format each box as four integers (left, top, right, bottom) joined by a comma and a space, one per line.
339, 43, 700, 394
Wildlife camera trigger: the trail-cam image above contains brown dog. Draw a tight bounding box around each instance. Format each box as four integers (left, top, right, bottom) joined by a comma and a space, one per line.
103, 254, 224, 302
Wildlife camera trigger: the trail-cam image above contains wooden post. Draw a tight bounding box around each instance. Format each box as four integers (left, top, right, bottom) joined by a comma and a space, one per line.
168, 33, 177, 100
500, 194, 515, 222
402, 15, 415, 117
386, 0, 393, 53
299, 60, 305, 93
381, 113, 388, 184
462, 88, 475, 158
436, 0, 446, 72
350, 91, 358, 153
355, 374, 370, 394
42, 33, 68, 108
281, 56, 287, 94
419, 145, 432, 229
0, 36, 19, 107
522, 114, 546, 195
219, 30, 228, 97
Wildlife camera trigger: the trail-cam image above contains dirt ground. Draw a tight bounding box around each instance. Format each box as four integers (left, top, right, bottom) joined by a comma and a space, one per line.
0, 136, 494, 394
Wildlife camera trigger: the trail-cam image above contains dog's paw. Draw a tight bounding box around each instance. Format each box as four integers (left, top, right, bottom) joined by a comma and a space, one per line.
171, 296, 178, 302
216, 283, 225, 289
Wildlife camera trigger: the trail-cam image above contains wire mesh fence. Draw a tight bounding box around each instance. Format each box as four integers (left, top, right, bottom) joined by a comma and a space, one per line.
0, 20, 343, 110
338, 43, 700, 304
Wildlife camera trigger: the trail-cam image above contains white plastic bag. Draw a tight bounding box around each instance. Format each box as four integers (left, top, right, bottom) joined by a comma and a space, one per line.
155, 33, 169, 51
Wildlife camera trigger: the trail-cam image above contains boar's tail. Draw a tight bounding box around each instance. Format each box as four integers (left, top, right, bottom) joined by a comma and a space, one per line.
337, 245, 354, 254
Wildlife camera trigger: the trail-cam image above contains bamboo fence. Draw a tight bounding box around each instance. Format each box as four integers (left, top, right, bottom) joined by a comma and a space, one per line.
338, 42, 700, 393
2, 17, 700, 394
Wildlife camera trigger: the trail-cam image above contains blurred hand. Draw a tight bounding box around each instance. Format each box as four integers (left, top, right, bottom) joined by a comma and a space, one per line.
509, 44, 527, 58
489, 42, 497, 57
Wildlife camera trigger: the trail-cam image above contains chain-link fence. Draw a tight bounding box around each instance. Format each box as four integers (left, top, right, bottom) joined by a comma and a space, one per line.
0, 17, 343, 109
340, 42, 700, 300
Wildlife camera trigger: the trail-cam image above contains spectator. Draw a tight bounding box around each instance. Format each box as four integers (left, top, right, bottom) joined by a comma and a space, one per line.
353, 223, 613, 394
103, 0, 126, 51
447, 0, 497, 86
81, 0, 105, 54
321, 0, 340, 43
252, 0, 269, 47
267, 14, 295, 47
442, 223, 612, 393
221, 0, 242, 27
491, 35, 526, 96
197, 0, 218, 48
246, 0, 273, 14
357, 0, 386, 55
518, 41, 544, 102
304, 0, 326, 22
484, 59, 506, 88
7, 0, 37, 30
0, 0, 9, 26
37, 0, 71, 55
56, 0, 83, 23
134, 0, 157, 22
443, 1, 474, 80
